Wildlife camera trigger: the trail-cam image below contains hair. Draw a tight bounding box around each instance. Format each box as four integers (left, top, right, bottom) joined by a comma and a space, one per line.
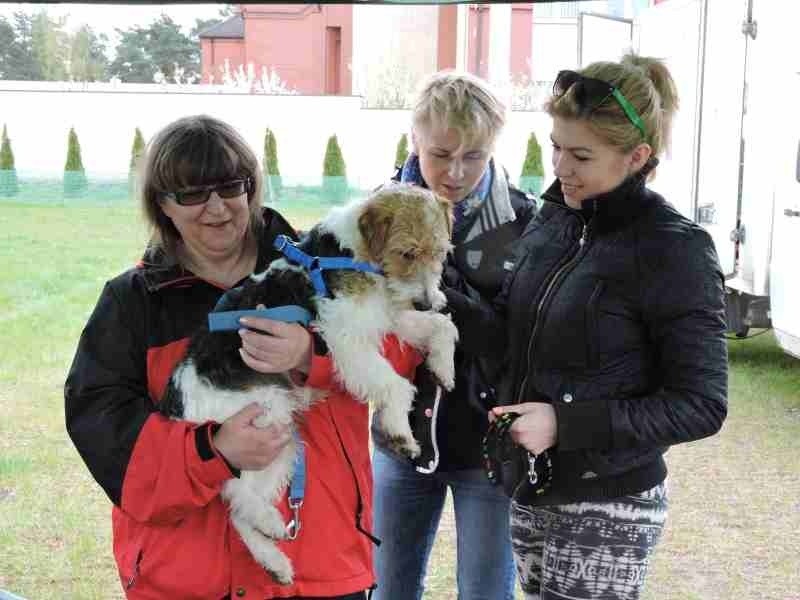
138, 114, 264, 261
411, 70, 506, 149
545, 53, 679, 158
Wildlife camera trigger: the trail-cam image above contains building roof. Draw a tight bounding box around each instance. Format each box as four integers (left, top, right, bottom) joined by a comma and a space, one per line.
198, 15, 244, 39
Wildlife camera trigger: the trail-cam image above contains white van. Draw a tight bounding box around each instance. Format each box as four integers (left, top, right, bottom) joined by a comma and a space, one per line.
582, 0, 800, 358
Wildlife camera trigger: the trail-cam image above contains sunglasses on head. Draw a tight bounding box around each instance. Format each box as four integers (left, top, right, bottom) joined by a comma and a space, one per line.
553, 70, 647, 140
162, 177, 252, 206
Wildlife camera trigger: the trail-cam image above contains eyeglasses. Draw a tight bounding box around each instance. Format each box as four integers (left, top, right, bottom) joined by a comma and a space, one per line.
553, 70, 647, 140
162, 177, 251, 206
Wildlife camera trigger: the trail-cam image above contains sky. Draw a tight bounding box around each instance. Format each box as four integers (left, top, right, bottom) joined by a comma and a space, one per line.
0, 3, 225, 37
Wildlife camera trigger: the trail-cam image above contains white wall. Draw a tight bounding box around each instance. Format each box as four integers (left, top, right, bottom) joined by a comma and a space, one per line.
351, 5, 439, 108
531, 20, 579, 82
0, 82, 556, 188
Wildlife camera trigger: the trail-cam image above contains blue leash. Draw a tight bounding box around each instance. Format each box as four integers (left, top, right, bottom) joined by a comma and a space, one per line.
286, 430, 306, 540
207, 305, 312, 332
207, 294, 313, 540
273, 234, 383, 297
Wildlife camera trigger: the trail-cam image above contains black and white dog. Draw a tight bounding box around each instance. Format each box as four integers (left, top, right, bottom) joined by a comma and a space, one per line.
159, 184, 458, 584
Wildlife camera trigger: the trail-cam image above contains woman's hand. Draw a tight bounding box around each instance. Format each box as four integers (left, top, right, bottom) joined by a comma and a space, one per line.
238, 306, 312, 375
213, 403, 292, 471
491, 403, 557, 455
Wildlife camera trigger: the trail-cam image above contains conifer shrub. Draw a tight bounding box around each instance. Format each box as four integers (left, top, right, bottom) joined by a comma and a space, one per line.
519, 131, 545, 196
263, 128, 282, 202
130, 128, 145, 171
0, 124, 19, 197
128, 127, 145, 198
322, 134, 347, 203
63, 127, 89, 198
395, 133, 409, 169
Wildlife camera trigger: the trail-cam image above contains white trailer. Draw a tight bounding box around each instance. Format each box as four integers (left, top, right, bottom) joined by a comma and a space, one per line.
580, 0, 800, 358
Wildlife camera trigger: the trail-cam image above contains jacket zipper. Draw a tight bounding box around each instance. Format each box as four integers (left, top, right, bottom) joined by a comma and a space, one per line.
515, 204, 592, 405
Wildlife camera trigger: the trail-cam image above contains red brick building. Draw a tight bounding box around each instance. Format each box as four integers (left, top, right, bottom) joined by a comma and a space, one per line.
199, 4, 535, 95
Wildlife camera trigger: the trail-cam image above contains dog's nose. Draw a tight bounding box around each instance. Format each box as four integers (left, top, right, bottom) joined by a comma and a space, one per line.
413, 300, 433, 312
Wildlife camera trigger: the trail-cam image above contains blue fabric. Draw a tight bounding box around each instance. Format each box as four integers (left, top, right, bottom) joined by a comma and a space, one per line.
286, 430, 306, 540
273, 234, 382, 297
289, 430, 306, 504
399, 153, 494, 230
371, 447, 516, 600
207, 306, 312, 332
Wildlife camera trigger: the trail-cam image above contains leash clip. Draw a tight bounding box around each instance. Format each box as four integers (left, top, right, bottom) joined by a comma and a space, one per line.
286, 498, 303, 540
274, 234, 290, 252
527, 452, 539, 486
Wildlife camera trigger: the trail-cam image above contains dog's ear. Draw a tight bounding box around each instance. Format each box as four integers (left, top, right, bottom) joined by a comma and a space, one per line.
358, 202, 394, 262
438, 196, 454, 239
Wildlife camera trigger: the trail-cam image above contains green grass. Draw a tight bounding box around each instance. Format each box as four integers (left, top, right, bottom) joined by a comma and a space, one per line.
1, 202, 799, 599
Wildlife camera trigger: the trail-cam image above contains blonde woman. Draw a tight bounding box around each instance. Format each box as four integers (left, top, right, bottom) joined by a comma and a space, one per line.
448, 55, 728, 599
371, 71, 537, 600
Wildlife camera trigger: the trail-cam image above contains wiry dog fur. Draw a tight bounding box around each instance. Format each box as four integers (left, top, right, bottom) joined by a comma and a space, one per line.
159, 184, 459, 584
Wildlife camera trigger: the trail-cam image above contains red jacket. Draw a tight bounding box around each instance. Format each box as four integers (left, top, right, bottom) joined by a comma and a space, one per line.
65, 209, 423, 599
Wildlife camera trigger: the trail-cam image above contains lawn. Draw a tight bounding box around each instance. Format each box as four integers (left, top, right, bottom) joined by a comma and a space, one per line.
0, 202, 798, 600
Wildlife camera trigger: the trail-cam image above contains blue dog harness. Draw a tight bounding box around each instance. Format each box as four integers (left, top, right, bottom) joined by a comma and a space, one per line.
273, 234, 383, 297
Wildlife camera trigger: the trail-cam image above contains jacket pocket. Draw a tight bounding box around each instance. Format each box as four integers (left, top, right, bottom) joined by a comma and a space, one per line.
120, 545, 143, 591
585, 280, 605, 369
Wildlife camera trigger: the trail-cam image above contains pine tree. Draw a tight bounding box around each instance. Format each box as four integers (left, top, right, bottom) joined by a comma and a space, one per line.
521, 131, 544, 178
263, 128, 281, 176
520, 131, 544, 196
0, 125, 15, 170
394, 133, 409, 168
64, 127, 88, 198
0, 124, 19, 197
262, 128, 282, 202
323, 134, 346, 177
130, 127, 145, 171
65, 127, 85, 171
322, 134, 347, 203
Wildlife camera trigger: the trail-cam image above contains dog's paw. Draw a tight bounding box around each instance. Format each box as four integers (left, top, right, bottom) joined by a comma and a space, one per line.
430, 288, 448, 312
384, 432, 421, 459
376, 406, 420, 459
266, 553, 294, 586
426, 352, 456, 391
257, 515, 289, 541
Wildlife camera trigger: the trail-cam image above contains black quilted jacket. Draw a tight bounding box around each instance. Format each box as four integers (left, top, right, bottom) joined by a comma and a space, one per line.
448, 163, 728, 505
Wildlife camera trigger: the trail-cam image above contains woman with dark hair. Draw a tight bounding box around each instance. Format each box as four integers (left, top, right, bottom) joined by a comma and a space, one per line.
65, 115, 417, 599
447, 55, 728, 599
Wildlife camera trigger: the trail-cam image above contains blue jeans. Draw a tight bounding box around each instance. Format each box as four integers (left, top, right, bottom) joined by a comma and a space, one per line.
372, 447, 516, 600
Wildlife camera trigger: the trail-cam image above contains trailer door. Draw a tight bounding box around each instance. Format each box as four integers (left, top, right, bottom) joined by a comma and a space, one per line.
768, 23, 800, 359
634, 0, 744, 276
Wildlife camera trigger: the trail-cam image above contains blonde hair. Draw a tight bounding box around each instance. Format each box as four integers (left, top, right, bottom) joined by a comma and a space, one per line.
545, 53, 679, 157
138, 115, 264, 261
412, 70, 506, 148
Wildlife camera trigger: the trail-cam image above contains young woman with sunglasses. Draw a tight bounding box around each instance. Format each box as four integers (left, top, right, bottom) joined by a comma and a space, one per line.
65, 115, 419, 599
445, 55, 728, 599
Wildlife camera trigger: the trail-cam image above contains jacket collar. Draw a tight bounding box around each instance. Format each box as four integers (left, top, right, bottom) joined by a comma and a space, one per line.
540, 157, 658, 233
137, 209, 279, 292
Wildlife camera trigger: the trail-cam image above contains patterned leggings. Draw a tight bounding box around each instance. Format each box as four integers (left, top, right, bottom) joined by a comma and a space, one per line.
510, 483, 668, 600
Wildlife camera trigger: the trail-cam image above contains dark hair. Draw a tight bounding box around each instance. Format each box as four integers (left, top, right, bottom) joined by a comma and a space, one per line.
138, 115, 264, 261
545, 53, 679, 158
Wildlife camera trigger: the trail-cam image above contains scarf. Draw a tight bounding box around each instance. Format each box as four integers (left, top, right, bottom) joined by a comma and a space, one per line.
399, 153, 516, 242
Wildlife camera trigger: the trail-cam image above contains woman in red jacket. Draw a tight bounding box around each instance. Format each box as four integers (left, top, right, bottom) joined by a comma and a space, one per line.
65, 115, 421, 599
